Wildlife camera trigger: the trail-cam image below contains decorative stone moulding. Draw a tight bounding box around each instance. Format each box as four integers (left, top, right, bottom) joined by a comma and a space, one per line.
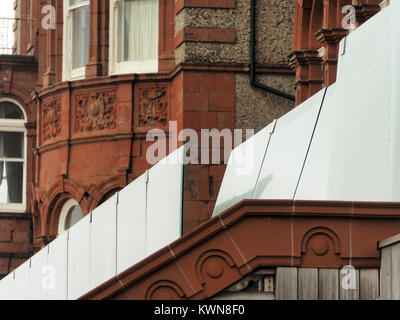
79, 200, 400, 300
135, 84, 170, 133
42, 99, 61, 141
74, 91, 118, 133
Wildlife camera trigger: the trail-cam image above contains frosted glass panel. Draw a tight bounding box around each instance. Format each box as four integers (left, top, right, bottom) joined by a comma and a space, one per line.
117, 173, 147, 274
325, 8, 391, 201
67, 214, 90, 300
392, 1, 400, 199
254, 88, 326, 200
48, 232, 68, 300
13, 260, 30, 300
0, 272, 14, 300
146, 146, 184, 255
213, 122, 276, 217
90, 194, 117, 290
29, 247, 48, 300
295, 84, 337, 200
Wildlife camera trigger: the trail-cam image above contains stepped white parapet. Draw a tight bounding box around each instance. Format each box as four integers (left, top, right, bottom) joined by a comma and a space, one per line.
0, 146, 185, 300
214, 5, 395, 217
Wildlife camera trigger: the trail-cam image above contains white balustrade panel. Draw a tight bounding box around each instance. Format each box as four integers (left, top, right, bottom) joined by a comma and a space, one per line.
392, 2, 400, 199
212, 121, 276, 217
29, 246, 49, 300
47, 232, 68, 300
295, 84, 337, 200
0, 146, 185, 300
67, 214, 91, 300
13, 260, 30, 300
90, 193, 117, 291
0, 272, 14, 300
146, 146, 184, 256
254, 88, 326, 200
117, 172, 147, 274
325, 7, 391, 201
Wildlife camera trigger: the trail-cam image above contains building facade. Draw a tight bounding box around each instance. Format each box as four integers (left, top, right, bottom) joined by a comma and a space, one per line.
0, 0, 388, 284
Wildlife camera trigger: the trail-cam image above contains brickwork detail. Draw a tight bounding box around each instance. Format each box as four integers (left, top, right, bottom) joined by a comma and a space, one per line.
75, 92, 117, 133
43, 99, 61, 141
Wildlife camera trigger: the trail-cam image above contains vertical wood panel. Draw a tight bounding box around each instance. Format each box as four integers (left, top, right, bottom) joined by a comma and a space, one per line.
340, 268, 359, 300
319, 269, 339, 300
298, 268, 318, 300
391, 244, 400, 300
276, 267, 298, 300
360, 269, 379, 300
380, 246, 392, 299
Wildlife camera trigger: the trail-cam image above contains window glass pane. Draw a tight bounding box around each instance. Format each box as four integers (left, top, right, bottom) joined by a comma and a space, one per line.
70, 0, 87, 7
117, 0, 158, 62
0, 162, 23, 204
0, 132, 24, 159
0, 102, 24, 120
65, 204, 84, 229
72, 5, 89, 69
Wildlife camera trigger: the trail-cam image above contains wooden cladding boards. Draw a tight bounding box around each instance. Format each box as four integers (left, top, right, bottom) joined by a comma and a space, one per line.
276, 267, 380, 300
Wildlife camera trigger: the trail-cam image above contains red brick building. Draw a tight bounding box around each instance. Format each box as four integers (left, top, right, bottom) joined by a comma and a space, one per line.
0, 0, 395, 300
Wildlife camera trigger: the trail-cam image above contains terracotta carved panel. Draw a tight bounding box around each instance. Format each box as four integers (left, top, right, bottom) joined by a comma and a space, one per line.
135, 85, 169, 132
75, 91, 117, 133
43, 99, 61, 141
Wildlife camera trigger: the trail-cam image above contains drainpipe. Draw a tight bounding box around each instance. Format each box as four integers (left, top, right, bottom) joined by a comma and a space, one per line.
250, 0, 295, 101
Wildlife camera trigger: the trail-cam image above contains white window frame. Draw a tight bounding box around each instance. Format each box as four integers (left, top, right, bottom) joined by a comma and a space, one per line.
0, 98, 27, 213
109, 0, 159, 76
62, 0, 90, 81
58, 198, 82, 235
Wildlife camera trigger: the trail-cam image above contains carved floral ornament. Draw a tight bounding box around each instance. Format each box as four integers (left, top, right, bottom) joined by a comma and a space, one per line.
138, 86, 169, 129
43, 100, 61, 141
75, 91, 117, 133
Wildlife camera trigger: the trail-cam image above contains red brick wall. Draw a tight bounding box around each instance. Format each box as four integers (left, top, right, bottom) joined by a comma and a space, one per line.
0, 55, 38, 276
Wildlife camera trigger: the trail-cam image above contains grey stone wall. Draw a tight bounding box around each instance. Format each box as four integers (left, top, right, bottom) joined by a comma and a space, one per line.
175, 0, 295, 65
176, 0, 296, 134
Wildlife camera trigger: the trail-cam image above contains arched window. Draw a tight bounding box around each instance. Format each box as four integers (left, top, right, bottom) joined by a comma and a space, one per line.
0, 99, 26, 212
58, 199, 84, 235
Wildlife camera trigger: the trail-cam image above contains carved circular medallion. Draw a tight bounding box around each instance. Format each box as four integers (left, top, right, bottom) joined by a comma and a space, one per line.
204, 259, 224, 279
310, 234, 330, 256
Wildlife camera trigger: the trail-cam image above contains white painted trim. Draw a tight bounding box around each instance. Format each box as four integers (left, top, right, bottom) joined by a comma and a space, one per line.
62, 0, 88, 82
58, 198, 81, 235
108, 0, 159, 76
0, 98, 27, 213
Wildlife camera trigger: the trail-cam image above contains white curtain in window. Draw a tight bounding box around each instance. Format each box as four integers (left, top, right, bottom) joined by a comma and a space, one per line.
72, 4, 90, 69
118, 0, 158, 62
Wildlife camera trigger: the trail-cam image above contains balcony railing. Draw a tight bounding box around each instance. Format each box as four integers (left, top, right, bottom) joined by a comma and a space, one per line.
0, 17, 15, 54
0, 17, 32, 55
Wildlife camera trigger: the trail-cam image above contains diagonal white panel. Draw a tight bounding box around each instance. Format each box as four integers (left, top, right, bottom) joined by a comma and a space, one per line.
146, 146, 184, 256
295, 84, 337, 200
117, 172, 147, 274
90, 194, 117, 291
13, 259, 30, 300
29, 246, 49, 300
0, 271, 14, 300
67, 214, 90, 300
47, 232, 68, 300
392, 1, 400, 199
212, 121, 276, 217
325, 7, 391, 201
254, 88, 326, 200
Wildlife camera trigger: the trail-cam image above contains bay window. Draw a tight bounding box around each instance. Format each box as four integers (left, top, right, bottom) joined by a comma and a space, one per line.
110, 0, 159, 75
63, 0, 90, 81
0, 100, 26, 213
